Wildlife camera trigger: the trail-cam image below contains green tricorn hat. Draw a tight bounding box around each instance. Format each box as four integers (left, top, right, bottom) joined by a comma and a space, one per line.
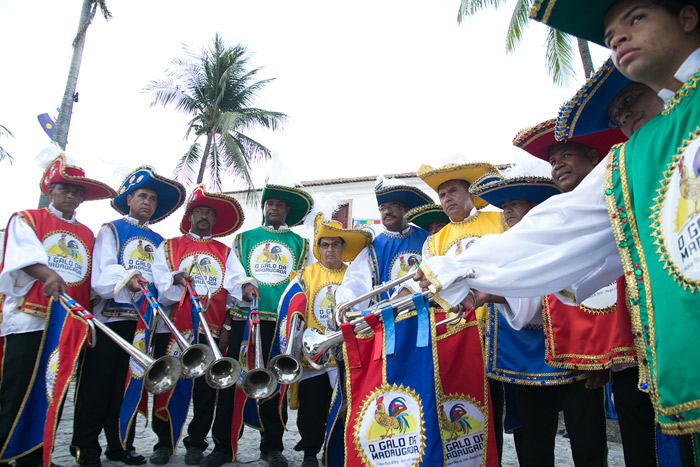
261, 183, 314, 227
404, 204, 450, 232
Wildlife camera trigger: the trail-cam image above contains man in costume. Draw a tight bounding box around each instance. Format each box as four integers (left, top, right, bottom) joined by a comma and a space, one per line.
70, 166, 185, 467
0, 154, 116, 466
290, 213, 371, 467
149, 185, 251, 466
405, 203, 450, 235
335, 177, 432, 308
204, 182, 312, 467
418, 0, 700, 462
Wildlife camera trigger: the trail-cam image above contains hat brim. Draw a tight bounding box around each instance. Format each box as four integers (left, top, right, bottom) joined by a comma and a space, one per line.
262, 185, 313, 227
470, 175, 563, 209
112, 166, 186, 224
41, 156, 116, 201
180, 190, 244, 238
530, 0, 700, 46
374, 185, 433, 210
312, 218, 372, 262
417, 163, 500, 209
404, 204, 450, 231
556, 59, 631, 140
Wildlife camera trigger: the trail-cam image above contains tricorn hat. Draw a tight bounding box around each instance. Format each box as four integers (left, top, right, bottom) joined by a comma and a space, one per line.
41, 154, 116, 201
261, 183, 314, 227
404, 203, 450, 232
469, 173, 563, 209
374, 176, 433, 210
111, 165, 186, 223
417, 162, 500, 209
312, 213, 372, 262
180, 185, 244, 238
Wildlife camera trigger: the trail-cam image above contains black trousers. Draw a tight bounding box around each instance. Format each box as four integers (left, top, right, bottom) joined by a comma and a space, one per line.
0, 332, 52, 465
294, 373, 334, 456
611, 366, 657, 467
513, 379, 608, 467
71, 320, 138, 462
210, 320, 287, 458
488, 377, 505, 466
151, 332, 217, 451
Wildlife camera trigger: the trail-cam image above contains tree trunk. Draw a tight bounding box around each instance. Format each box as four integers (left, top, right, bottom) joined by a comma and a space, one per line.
196, 133, 215, 185
40, 0, 94, 208
577, 38, 594, 79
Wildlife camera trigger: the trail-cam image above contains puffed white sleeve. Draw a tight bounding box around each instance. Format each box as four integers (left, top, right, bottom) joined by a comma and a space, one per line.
0, 214, 49, 297
421, 159, 622, 309
152, 242, 184, 306
335, 246, 373, 311
495, 297, 543, 330
91, 224, 140, 303
223, 248, 256, 301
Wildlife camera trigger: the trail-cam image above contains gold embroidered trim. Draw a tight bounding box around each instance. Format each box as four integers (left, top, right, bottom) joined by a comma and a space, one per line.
662, 69, 700, 115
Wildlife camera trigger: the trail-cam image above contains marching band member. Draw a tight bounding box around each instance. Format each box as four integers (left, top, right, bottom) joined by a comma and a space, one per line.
0, 154, 116, 467
208, 182, 312, 467
70, 166, 185, 467
404, 203, 450, 236
335, 177, 432, 308
149, 186, 249, 466
293, 213, 371, 467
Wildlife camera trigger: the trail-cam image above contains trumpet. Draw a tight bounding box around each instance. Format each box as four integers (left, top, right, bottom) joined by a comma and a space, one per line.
135, 282, 214, 379
242, 298, 278, 399
186, 263, 242, 389
304, 270, 476, 367
58, 292, 181, 395
268, 311, 304, 385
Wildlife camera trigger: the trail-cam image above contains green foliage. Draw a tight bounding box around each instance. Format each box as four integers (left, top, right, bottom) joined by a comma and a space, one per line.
146, 33, 286, 191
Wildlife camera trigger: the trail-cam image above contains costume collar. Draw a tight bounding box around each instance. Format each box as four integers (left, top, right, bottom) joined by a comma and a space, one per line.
385, 225, 412, 235
48, 203, 77, 223
188, 230, 212, 240
123, 215, 150, 228
658, 47, 700, 103
264, 223, 289, 231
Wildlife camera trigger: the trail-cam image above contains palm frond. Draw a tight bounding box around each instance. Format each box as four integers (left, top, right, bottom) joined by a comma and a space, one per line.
458, 0, 507, 23
505, 0, 531, 52
0, 124, 14, 163
95, 0, 113, 20
173, 143, 201, 187
207, 142, 224, 191
545, 27, 576, 86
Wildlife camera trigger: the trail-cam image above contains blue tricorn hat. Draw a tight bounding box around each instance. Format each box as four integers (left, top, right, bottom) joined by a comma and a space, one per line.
469, 173, 562, 209
556, 58, 631, 140
112, 165, 186, 223
374, 177, 433, 210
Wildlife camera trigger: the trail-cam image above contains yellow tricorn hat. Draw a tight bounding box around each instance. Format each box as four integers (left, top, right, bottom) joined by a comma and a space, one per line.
417, 162, 500, 209
312, 213, 372, 262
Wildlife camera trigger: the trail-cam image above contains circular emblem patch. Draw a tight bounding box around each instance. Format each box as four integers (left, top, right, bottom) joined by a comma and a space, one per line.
178, 253, 224, 295
129, 329, 148, 378
388, 253, 421, 282
445, 237, 477, 257
121, 237, 157, 280
438, 396, 488, 466
355, 384, 424, 466
250, 242, 295, 285
43, 232, 90, 285
313, 284, 339, 331
579, 281, 617, 314
660, 134, 700, 286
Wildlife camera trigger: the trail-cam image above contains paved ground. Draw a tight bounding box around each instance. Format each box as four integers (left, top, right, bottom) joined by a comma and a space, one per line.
47, 383, 626, 466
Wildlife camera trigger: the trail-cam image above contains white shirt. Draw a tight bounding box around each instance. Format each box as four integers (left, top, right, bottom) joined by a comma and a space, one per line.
657, 47, 700, 102
0, 204, 81, 336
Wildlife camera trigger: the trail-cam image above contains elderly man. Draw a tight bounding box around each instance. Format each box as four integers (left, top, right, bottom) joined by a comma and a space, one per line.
418, 0, 700, 458
0, 154, 116, 467
290, 213, 371, 467
336, 177, 432, 309
70, 166, 185, 467
149, 185, 252, 466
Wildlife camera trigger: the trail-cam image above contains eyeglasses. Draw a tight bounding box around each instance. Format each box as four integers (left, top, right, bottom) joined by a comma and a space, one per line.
319, 241, 343, 249
378, 203, 403, 213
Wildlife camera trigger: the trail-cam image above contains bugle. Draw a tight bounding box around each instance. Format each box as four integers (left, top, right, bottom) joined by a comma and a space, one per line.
241, 298, 279, 399
186, 262, 242, 389
268, 311, 304, 385
135, 282, 214, 379
58, 292, 181, 395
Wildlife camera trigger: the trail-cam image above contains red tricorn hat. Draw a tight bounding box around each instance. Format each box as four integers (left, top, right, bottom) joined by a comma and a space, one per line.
179, 185, 245, 238
40, 154, 116, 201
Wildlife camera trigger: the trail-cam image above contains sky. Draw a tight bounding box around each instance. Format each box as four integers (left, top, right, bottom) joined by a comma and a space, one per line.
0, 0, 610, 239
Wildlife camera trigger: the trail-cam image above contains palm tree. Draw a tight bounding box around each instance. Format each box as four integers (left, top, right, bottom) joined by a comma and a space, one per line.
0, 124, 14, 163
457, 0, 594, 85
145, 34, 287, 191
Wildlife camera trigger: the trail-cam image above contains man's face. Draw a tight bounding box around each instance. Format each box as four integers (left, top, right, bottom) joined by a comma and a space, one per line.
378, 201, 408, 232
437, 180, 473, 222
189, 206, 216, 236
263, 197, 289, 227
318, 236, 345, 269
607, 82, 663, 137
427, 220, 448, 235
48, 183, 85, 217
548, 142, 599, 192
126, 188, 158, 224
501, 199, 537, 228
604, 1, 699, 91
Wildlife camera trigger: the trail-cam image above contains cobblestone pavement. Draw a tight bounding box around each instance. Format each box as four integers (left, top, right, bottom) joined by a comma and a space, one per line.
49, 383, 626, 466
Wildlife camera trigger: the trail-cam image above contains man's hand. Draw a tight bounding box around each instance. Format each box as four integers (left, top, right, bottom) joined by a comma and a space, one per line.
42, 271, 67, 299
412, 269, 432, 291
395, 287, 412, 299
126, 273, 148, 293
583, 369, 610, 389
242, 283, 259, 302
173, 272, 194, 288
218, 328, 230, 353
